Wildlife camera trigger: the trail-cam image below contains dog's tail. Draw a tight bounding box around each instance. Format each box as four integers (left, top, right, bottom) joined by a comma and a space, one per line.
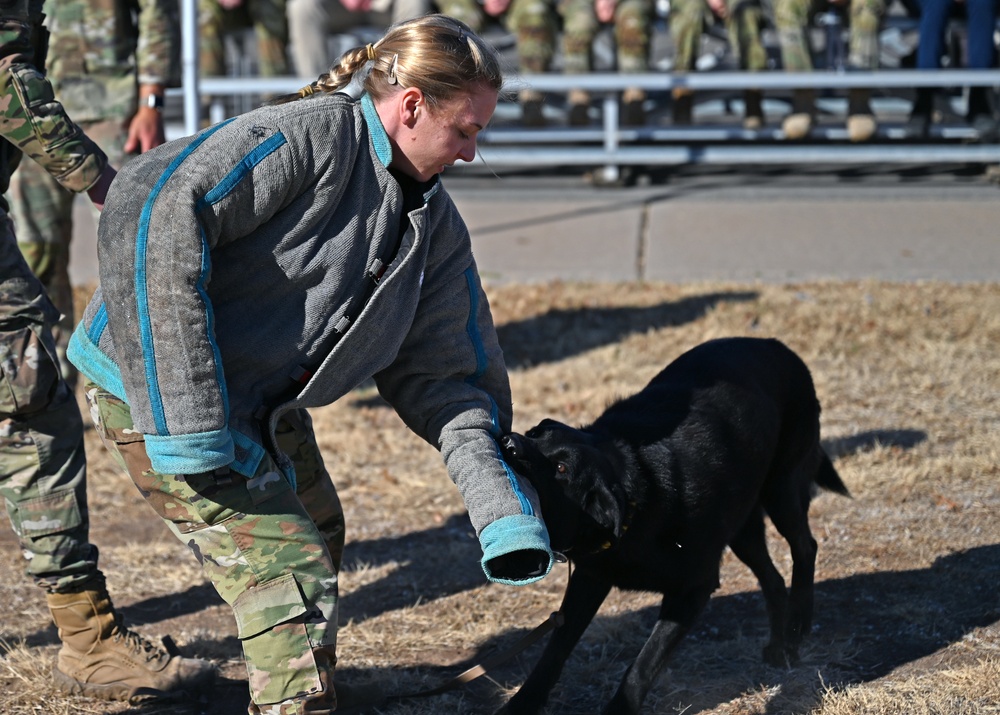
815, 449, 851, 497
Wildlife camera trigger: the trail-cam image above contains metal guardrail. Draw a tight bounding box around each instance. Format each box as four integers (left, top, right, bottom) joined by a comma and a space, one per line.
167, 70, 1000, 180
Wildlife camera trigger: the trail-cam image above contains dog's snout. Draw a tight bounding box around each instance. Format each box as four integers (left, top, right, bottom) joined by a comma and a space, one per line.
501, 434, 519, 455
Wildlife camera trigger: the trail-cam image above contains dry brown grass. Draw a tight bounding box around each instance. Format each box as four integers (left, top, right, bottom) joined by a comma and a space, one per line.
0, 280, 997, 714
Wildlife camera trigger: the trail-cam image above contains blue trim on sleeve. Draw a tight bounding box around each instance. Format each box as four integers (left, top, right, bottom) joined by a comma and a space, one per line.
134, 119, 234, 436
67, 320, 128, 403
460, 268, 534, 517
361, 93, 393, 167
201, 132, 288, 207
85, 303, 108, 346
479, 514, 553, 586
145, 429, 235, 476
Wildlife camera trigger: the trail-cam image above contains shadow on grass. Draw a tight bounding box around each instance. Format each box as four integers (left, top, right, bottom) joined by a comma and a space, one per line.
328, 542, 1000, 715
495, 291, 758, 370
351, 290, 761, 410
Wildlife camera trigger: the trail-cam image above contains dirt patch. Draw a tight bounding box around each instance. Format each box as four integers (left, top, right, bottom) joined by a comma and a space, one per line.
1, 280, 997, 714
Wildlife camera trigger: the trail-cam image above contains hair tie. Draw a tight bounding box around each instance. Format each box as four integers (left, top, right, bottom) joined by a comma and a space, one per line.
298, 83, 316, 98
366, 43, 376, 62
387, 53, 399, 84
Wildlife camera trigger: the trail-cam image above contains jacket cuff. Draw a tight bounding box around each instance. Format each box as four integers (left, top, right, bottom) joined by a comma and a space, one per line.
145, 429, 235, 476
479, 514, 554, 586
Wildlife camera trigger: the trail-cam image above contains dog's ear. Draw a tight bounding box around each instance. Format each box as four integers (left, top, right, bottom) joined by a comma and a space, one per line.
582, 478, 626, 540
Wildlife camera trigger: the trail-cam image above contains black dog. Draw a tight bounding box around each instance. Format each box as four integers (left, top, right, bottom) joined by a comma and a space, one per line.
497, 337, 849, 715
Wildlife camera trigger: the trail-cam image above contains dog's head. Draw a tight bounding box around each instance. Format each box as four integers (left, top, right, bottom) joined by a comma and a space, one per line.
501, 419, 628, 556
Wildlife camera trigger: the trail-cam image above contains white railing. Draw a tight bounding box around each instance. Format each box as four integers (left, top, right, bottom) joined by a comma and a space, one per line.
173, 0, 1000, 180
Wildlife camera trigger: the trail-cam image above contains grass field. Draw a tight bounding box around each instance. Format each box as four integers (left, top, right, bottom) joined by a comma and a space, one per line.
1, 279, 998, 714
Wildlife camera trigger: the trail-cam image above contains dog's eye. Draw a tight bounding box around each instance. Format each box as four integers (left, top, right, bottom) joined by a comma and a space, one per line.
556, 463, 569, 475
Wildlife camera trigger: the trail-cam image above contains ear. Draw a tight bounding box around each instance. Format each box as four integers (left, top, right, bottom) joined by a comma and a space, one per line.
583, 479, 625, 539
399, 86, 424, 129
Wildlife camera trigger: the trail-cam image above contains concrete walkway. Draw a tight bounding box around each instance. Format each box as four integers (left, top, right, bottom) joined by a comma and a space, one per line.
69, 167, 1000, 288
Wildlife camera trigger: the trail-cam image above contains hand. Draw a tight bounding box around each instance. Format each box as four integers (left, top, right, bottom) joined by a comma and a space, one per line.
705, 0, 727, 19
86, 164, 117, 211
339, 0, 372, 11
124, 105, 166, 155
595, 0, 616, 23
483, 0, 511, 16
217, 0, 242, 9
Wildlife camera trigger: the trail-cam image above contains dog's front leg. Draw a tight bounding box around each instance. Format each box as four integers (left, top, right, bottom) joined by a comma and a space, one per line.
496, 569, 612, 715
602, 587, 714, 715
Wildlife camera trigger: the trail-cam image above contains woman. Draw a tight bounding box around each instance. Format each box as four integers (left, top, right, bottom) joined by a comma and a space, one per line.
68, 15, 553, 713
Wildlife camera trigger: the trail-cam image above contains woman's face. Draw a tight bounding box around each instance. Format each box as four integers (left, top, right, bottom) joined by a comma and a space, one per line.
388, 85, 498, 182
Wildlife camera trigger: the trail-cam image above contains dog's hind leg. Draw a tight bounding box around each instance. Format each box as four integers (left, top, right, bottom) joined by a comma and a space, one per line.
602, 586, 714, 715
728, 506, 795, 666
763, 471, 819, 660
497, 569, 612, 715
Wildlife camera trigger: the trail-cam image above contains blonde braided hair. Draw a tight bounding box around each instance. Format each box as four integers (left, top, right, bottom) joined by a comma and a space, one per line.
268, 14, 503, 108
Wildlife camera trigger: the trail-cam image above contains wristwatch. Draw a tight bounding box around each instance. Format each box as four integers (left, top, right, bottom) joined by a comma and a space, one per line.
144, 93, 165, 111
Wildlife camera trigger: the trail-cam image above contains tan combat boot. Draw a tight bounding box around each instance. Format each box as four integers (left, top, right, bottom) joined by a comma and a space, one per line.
846, 88, 877, 142
782, 88, 815, 139
621, 87, 648, 126
46, 580, 215, 702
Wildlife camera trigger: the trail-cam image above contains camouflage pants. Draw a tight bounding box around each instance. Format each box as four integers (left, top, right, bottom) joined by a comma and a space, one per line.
0, 216, 97, 594
199, 0, 290, 77
560, 0, 654, 73
85, 383, 344, 709
771, 0, 884, 70
670, 0, 768, 71
8, 118, 128, 389
436, 0, 559, 72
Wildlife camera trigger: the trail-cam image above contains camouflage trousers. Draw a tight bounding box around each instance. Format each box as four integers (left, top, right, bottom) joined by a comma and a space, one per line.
560, 0, 654, 73
0, 216, 98, 594
9, 118, 128, 390
199, 0, 290, 77
436, 0, 559, 72
770, 0, 884, 70
670, 0, 768, 71
85, 383, 344, 709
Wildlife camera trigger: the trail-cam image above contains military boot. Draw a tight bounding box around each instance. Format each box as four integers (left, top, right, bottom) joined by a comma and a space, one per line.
46, 579, 215, 702
743, 89, 764, 130
846, 88, 877, 142
782, 88, 815, 139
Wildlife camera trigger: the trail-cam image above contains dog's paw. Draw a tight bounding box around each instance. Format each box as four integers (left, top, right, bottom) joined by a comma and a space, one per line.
762, 642, 799, 669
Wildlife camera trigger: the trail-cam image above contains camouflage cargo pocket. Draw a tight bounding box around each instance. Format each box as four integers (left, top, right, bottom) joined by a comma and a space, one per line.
0, 325, 60, 416
6, 486, 82, 538
233, 572, 321, 704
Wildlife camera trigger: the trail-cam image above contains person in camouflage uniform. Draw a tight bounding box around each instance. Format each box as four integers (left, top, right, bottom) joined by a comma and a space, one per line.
68, 16, 555, 713
557, 0, 655, 125
771, 0, 885, 140
8, 0, 177, 389
669, 0, 768, 127
0, 0, 214, 703
435, 0, 559, 124
199, 0, 290, 78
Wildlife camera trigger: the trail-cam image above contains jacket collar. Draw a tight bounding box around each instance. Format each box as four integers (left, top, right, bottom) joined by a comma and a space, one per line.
361, 93, 393, 168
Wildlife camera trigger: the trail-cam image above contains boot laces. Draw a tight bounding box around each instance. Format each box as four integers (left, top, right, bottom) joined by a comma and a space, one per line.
110, 615, 170, 664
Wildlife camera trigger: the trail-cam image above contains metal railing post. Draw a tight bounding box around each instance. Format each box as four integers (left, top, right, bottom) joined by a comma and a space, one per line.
181, 0, 201, 135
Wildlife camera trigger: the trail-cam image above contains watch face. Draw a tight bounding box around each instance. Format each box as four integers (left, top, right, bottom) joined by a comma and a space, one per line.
146, 94, 165, 110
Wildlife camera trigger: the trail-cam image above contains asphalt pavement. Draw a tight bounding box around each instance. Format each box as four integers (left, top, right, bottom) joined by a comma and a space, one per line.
69, 163, 1000, 288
